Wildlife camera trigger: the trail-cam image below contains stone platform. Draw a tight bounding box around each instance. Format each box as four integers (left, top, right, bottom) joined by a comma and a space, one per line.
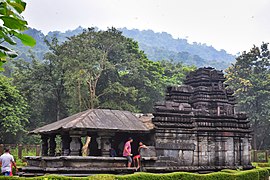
20, 155, 253, 176
20, 156, 137, 176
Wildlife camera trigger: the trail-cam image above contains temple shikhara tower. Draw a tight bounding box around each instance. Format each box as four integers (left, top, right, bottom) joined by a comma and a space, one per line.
152, 67, 252, 171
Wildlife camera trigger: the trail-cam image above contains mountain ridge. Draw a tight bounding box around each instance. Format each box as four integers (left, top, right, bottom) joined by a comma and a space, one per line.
11, 27, 235, 69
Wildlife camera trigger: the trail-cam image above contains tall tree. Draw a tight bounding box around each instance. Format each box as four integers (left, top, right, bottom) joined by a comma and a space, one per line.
12, 27, 196, 130
45, 28, 153, 153
44, 37, 68, 120
0, 74, 28, 143
12, 57, 58, 129
57, 28, 148, 112
225, 43, 270, 150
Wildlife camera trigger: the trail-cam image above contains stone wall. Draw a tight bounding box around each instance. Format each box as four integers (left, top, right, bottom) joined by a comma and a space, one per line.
152, 67, 252, 170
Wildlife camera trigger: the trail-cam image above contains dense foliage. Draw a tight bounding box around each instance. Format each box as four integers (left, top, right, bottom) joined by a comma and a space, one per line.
225, 43, 270, 150
0, 0, 35, 70
0, 75, 28, 143
8, 27, 234, 69
8, 28, 194, 137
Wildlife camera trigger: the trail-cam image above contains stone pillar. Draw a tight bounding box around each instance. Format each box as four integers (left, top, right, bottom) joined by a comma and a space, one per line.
208, 136, 216, 166
226, 137, 235, 166
214, 137, 222, 166
198, 136, 209, 166
70, 135, 82, 156
98, 132, 114, 157
248, 137, 252, 164
234, 137, 240, 166
41, 135, 49, 156
61, 134, 71, 156
242, 138, 250, 165
220, 137, 227, 166
49, 134, 56, 156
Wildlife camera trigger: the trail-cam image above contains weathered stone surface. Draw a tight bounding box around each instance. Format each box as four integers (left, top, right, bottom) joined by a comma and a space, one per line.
69, 135, 82, 156
152, 67, 252, 168
140, 146, 156, 158
156, 142, 195, 150
21, 156, 138, 176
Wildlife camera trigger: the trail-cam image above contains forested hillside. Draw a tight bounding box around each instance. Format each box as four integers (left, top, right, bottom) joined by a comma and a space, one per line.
120, 28, 235, 69
10, 27, 235, 69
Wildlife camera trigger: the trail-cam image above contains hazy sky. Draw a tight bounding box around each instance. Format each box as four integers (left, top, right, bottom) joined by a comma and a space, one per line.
23, 0, 270, 55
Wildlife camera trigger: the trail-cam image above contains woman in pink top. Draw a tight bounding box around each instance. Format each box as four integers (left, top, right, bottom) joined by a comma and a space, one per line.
123, 137, 133, 167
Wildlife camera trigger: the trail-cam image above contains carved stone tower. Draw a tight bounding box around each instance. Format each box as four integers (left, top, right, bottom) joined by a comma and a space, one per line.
152, 67, 252, 171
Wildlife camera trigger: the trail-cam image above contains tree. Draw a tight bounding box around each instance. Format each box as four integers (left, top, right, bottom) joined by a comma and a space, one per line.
96, 57, 162, 113
56, 28, 149, 112
12, 56, 60, 130
44, 37, 68, 121
0, 0, 36, 70
12, 28, 196, 143
44, 28, 152, 154
225, 43, 270, 150
0, 74, 28, 143
160, 60, 196, 86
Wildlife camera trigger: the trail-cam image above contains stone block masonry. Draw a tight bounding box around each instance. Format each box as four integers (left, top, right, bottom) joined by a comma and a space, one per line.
151, 67, 252, 170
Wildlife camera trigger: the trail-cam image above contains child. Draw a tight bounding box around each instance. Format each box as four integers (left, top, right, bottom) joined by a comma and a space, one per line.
133, 142, 148, 169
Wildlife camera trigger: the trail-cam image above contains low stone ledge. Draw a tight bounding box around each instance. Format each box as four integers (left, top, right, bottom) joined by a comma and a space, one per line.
24, 156, 129, 169
20, 166, 137, 176
141, 157, 157, 161
25, 156, 127, 161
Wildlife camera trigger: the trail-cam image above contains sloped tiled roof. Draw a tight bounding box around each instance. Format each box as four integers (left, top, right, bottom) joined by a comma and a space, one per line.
31, 109, 150, 134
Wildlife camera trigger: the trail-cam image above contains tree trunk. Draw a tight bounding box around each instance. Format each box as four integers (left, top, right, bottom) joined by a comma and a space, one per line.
82, 76, 100, 156
82, 136, 91, 156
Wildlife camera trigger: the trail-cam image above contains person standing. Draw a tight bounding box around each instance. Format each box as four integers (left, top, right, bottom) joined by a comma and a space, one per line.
0, 148, 18, 176
123, 137, 133, 167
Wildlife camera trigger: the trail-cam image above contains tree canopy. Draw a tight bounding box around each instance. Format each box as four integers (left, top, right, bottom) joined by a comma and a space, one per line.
0, 74, 28, 143
225, 43, 270, 150
11, 28, 195, 136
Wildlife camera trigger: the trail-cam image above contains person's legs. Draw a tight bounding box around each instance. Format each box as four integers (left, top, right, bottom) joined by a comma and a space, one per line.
136, 157, 140, 168
126, 156, 132, 167
133, 157, 136, 167
3, 171, 11, 176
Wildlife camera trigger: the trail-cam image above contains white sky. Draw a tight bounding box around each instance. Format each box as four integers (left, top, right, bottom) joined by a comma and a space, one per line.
23, 0, 270, 55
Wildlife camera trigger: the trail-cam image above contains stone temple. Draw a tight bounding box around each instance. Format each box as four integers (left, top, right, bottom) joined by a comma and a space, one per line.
149, 67, 252, 172
21, 67, 252, 176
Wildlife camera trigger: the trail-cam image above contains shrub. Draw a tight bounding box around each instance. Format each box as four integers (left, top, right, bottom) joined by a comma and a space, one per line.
116, 168, 269, 180
0, 168, 268, 180
88, 174, 115, 180
220, 169, 238, 173
264, 167, 270, 173
257, 163, 270, 167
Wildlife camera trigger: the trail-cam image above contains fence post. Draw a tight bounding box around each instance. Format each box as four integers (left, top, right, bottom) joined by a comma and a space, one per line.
253, 150, 257, 162
265, 151, 268, 162
0, 144, 3, 155
36, 145, 41, 156
18, 144, 23, 159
